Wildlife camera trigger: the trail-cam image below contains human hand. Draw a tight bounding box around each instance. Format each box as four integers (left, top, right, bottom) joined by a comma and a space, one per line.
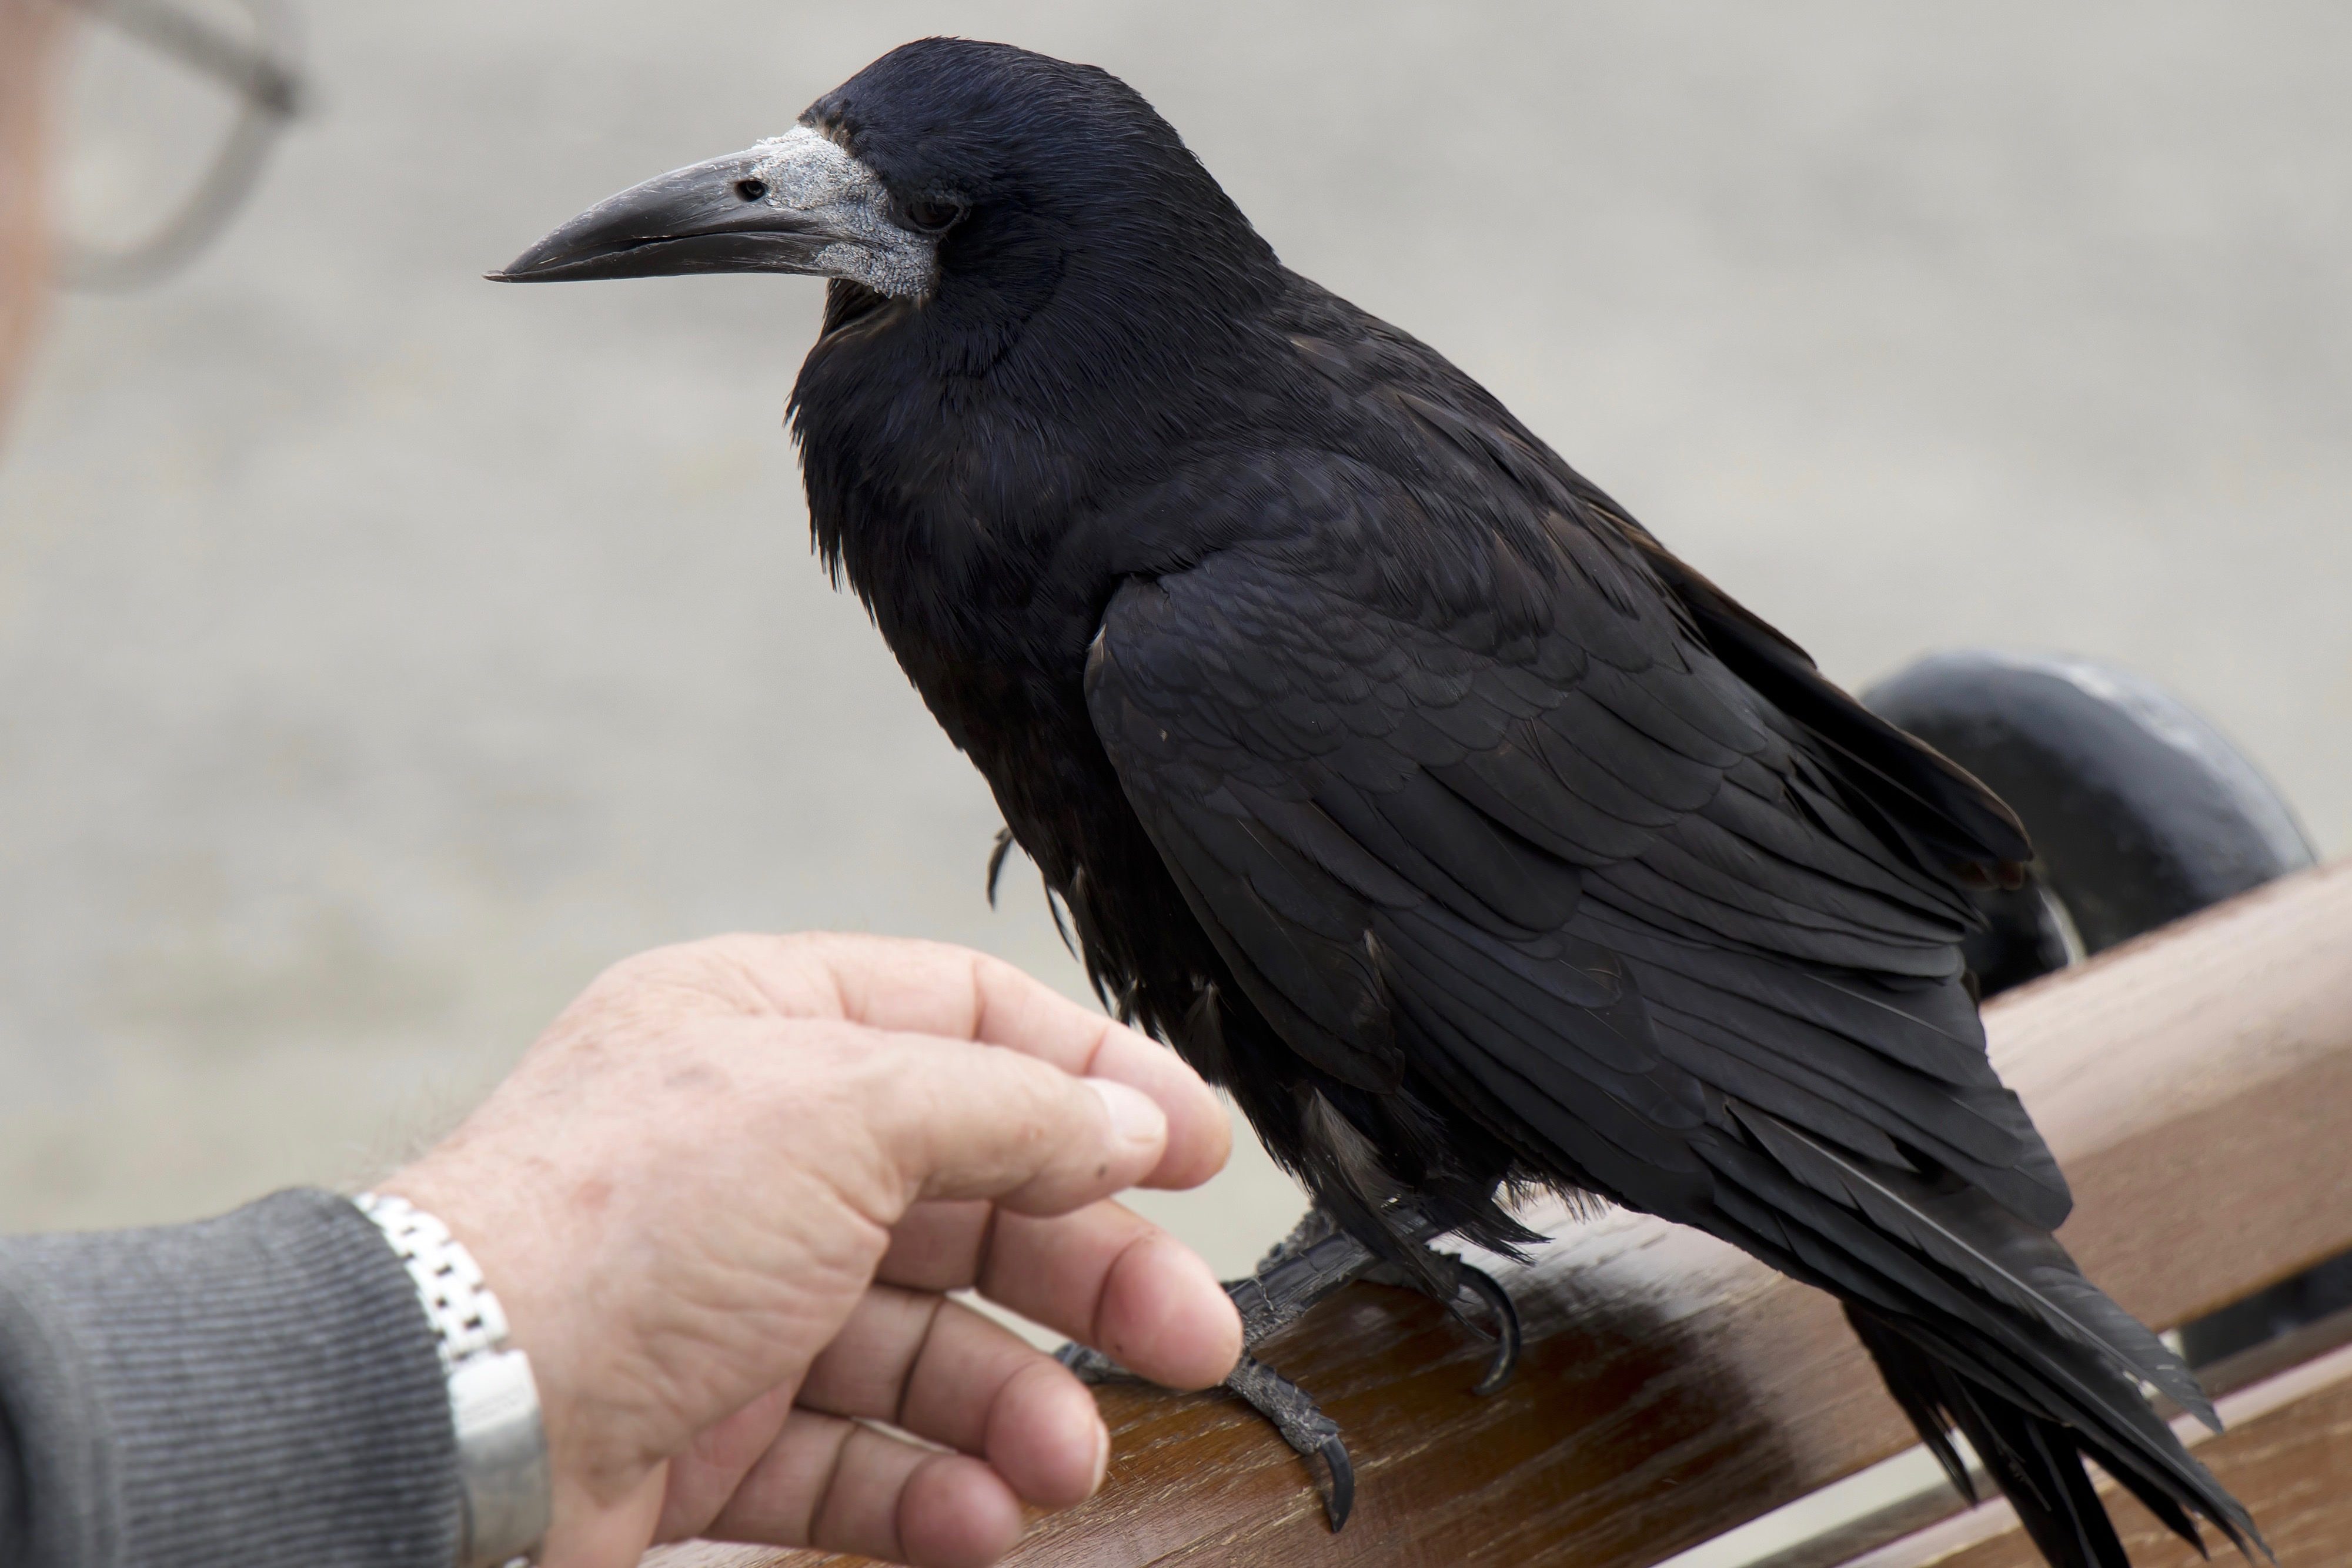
380, 932, 1241, 1568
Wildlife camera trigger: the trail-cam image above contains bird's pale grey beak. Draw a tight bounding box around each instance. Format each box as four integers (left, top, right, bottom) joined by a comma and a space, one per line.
490, 127, 935, 296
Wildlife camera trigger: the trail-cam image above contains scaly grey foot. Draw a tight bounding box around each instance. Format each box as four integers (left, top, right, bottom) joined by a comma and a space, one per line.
1228, 1351, 1354, 1524
1054, 1202, 1522, 1529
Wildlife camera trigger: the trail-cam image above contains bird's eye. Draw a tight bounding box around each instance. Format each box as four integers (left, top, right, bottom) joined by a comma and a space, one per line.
902, 197, 963, 234
734, 178, 769, 202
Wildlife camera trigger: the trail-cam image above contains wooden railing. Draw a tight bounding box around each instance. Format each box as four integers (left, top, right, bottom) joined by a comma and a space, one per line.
653, 856, 2352, 1568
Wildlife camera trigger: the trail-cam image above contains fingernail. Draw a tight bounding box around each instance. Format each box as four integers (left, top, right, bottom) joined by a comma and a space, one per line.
1090, 1416, 1112, 1495
1088, 1078, 1166, 1148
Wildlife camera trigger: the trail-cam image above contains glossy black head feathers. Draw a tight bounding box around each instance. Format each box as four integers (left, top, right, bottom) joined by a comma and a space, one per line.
805, 39, 1279, 382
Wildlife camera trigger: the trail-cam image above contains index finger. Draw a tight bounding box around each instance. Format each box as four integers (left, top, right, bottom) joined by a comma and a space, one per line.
735, 932, 1232, 1189
852, 1030, 1172, 1216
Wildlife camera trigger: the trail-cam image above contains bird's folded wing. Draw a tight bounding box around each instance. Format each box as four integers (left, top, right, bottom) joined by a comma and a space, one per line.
1081, 512, 2073, 1232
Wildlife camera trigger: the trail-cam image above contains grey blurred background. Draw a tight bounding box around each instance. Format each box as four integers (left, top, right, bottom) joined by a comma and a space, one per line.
2, 2, 2346, 1280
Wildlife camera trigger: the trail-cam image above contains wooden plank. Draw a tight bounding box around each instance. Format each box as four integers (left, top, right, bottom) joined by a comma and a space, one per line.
650, 857, 2352, 1568
1635, 1307, 2352, 1568
1847, 1339, 2352, 1567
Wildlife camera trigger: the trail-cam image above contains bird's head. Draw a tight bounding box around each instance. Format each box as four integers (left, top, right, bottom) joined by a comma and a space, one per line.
492, 38, 1275, 338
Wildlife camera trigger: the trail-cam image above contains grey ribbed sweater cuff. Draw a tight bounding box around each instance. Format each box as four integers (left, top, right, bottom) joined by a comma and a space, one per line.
0, 1188, 462, 1568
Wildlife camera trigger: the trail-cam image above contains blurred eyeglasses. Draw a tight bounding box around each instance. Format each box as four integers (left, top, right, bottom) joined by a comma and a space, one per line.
55, 0, 305, 291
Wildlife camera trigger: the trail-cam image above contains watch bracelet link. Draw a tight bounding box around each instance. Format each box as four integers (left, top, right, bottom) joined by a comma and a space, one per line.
356, 1192, 552, 1568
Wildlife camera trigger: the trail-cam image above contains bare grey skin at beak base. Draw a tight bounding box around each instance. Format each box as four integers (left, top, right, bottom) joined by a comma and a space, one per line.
491, 125, 937, 295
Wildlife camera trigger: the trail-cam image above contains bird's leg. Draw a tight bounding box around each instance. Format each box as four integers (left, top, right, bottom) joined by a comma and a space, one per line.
1055, 1201, 1522, 1529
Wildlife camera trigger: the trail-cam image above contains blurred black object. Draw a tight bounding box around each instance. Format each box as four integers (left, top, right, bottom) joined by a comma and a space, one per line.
58, 0, 304, 291
2179, 1251, 2352, 1370
1864, 650, 2315, 998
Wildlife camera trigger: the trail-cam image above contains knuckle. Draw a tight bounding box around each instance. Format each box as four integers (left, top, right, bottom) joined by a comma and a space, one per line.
585, 942, 687, 995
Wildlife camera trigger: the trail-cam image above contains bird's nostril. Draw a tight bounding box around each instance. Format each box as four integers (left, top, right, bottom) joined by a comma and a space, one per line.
734, 178, 769, 202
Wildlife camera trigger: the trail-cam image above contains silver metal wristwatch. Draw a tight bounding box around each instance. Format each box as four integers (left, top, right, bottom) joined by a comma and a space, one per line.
356, 1192, 552, 1568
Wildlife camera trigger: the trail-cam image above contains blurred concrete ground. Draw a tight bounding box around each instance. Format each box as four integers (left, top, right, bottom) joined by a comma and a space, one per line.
0, 2, 2346, 1284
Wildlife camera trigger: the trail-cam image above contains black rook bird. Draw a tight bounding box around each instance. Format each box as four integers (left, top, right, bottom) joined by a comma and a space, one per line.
499, 39, 2260, 1567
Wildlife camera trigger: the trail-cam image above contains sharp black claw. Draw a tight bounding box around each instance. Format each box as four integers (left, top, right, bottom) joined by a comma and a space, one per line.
1455, 1261, 1522, 1395
1318, 1434, 1355, 1529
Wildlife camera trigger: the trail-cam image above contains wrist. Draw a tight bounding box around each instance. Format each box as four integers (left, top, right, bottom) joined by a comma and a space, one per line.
358, 1191, 553, 1567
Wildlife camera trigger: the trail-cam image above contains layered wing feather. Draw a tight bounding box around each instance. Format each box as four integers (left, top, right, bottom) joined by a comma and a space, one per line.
1085, 524, 2065, 1226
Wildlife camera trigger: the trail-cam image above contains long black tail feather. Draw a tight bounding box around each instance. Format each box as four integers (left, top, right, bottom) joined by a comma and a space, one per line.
1847, 1305, 2266, 1568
